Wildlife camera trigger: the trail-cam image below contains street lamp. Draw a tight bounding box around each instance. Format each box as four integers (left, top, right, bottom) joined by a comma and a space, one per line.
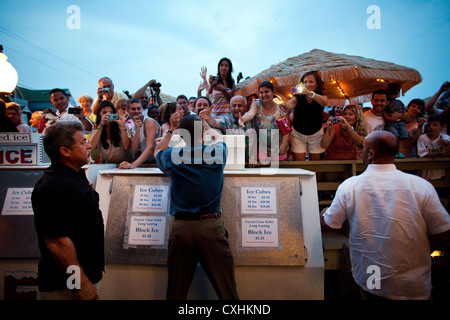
0, 45, 19, 101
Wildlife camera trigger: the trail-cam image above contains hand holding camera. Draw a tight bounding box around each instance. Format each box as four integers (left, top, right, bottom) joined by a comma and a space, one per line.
327, 116, 346, 128
330, 116, 339, 124
68, 107, 88, 121
148, 79, 161, 92
209, 75, 219, 87
97, 87, 110, 101
338, 116, 353, 131
98, 112, 110, 127
68, 107, 82, 115
169, 110, 183, 130
109, 113, 119, 121
98, 112, 119, 126
290, 83, 307, 95
417, 115, 426, 127
211, 76, 226, 92
132, 115, 144, 129
150, 81, 161, 89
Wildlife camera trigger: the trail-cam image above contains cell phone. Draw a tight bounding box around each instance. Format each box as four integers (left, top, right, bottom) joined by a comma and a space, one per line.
68, 107, 81, 115
417, 112, 424, 118
109, 114, 119, 120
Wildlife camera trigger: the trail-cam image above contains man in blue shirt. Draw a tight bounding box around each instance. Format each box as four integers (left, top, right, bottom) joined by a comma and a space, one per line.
155, 112, 239, 300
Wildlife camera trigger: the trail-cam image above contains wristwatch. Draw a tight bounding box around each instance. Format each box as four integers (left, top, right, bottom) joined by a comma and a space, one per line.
167, 129, 173, 134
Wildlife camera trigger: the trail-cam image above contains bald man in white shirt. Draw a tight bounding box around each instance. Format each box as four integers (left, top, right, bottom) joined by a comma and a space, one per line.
321, 130, 450, 300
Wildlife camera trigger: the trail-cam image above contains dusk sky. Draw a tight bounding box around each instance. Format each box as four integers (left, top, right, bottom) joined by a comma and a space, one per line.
1, 0, 449, 106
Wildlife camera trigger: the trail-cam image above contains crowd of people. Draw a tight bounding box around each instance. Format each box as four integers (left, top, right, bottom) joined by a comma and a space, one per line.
29, 97, 450, 301
3, 57, 449, 301
1, 58, 449, 177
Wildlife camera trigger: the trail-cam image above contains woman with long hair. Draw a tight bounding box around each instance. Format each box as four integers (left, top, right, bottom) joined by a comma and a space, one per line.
208, 57, 235, 118
286, 71, 328, 160
160, 102, 178, 136
239, 80, 290, 161
90, 100, 134, 163
321, 104, 371, 160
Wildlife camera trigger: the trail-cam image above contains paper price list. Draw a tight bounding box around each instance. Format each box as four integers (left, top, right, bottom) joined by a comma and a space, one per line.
1, 188, 34, 215
241, 187, 277, 214
132, 185, 169, 213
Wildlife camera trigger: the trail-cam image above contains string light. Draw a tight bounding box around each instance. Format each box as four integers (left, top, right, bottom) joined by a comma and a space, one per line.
334, 80, 348, 99
431, 250, 444, 258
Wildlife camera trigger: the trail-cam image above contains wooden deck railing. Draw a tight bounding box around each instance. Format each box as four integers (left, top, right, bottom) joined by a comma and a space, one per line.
263, 158, 450, 209
139, 157, 450, 209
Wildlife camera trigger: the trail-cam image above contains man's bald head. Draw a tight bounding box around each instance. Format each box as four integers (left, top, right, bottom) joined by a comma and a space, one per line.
362, 131, 398, 164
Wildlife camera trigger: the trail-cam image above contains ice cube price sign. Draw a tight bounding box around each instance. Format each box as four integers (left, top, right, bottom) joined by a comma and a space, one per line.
132, 185, 169, 213
1, 188, 34, 216
241, 186, 277, 214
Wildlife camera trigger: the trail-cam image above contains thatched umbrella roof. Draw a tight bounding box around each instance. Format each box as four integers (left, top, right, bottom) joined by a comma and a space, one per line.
236, 49, 422, 106
160, 93, 176, 103
143, 88, 176, 103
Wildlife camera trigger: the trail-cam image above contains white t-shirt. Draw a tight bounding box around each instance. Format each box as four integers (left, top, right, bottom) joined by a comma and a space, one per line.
417, 133, 450, 180
56, 107, 93, 134
323, 164, 450, 300
17, 123, 32, 133
363, 110, 385, 131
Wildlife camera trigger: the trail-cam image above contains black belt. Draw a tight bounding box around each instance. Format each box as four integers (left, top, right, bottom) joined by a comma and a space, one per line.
174, 212, 221, 220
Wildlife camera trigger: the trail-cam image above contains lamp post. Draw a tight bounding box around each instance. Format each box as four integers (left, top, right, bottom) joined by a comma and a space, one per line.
0, 45, 18, 101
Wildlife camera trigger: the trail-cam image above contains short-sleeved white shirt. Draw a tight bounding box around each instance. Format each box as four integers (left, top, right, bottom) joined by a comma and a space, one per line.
56, 107, 93, 134
324, 164, 450, 300
363, 110, 385, 132
417, 133, 450, 180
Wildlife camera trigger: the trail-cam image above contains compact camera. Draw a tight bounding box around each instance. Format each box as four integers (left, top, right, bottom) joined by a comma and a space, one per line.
151, 82, 161, 88
331, 117, 339, 124
109, 113, 119, 120
101, 88, 110, 93
68, 107, 81, 115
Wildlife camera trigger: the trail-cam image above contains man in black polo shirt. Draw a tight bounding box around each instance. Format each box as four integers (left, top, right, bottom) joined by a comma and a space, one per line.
32, 121, 104, 300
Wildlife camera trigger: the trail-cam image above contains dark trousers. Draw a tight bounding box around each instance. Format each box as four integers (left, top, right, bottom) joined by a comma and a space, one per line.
166, 218, 239, 300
